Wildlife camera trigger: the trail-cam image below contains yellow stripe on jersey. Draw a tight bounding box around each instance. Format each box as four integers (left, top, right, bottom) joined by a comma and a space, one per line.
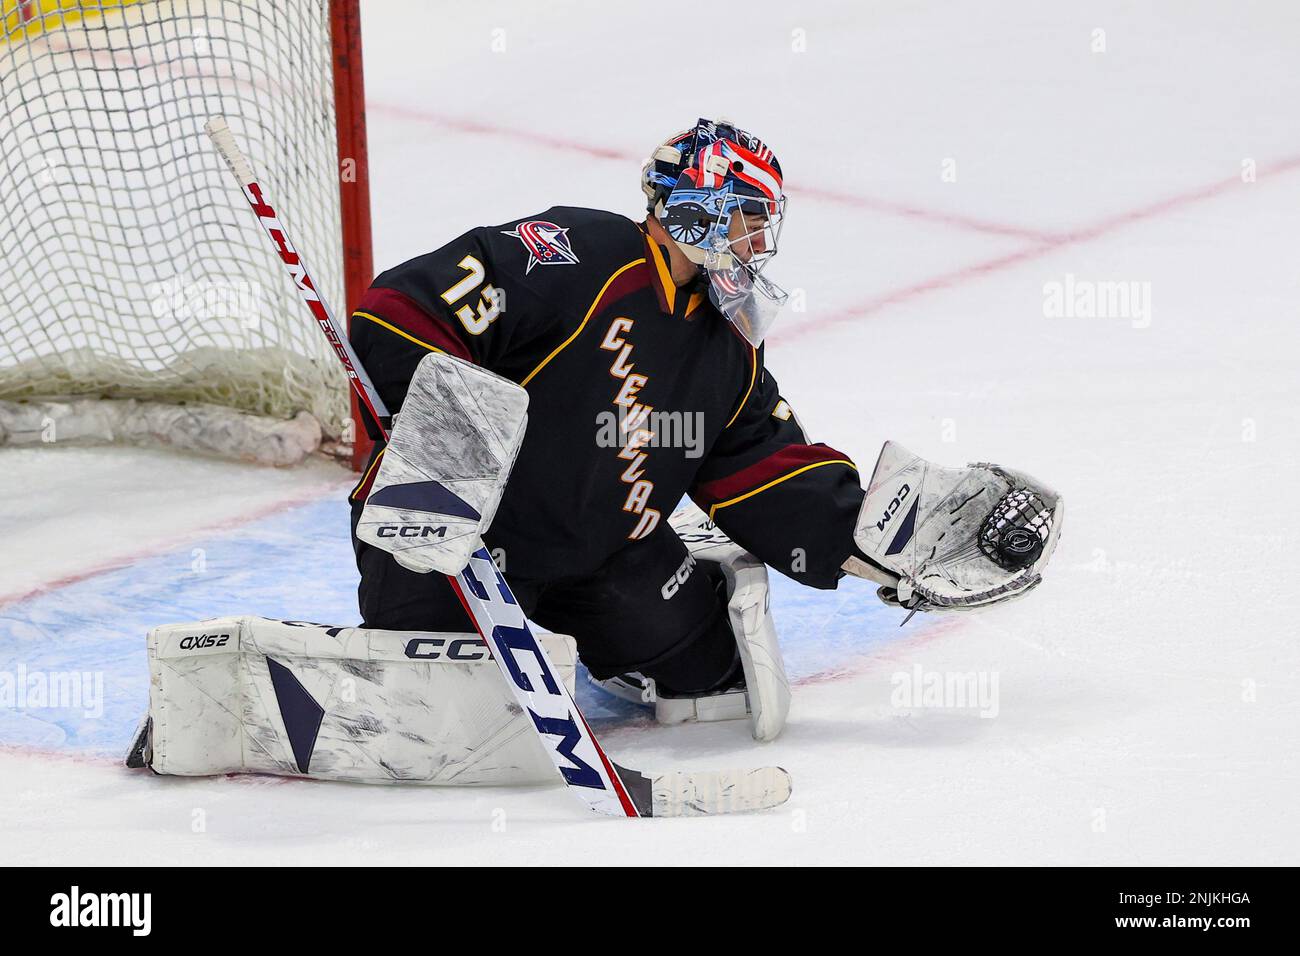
723, 345, 758, 430
685, 289, 707, 317
644, 235, 676, 314
707, 459, 857, 519
353, 311, 446, 354
349, 447, 386, 502
521, 259, 644, 387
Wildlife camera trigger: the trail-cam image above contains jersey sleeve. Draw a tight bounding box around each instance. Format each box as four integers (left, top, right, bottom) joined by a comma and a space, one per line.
348, 215, 567, 435
690, 354, 864, 589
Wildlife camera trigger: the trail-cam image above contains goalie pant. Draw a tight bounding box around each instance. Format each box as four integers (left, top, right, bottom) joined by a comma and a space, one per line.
352, 500, 740, 695
348, 205, 866, 681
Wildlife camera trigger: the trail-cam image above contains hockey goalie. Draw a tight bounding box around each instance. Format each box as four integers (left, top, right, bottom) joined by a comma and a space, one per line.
128, 118, 1062, 789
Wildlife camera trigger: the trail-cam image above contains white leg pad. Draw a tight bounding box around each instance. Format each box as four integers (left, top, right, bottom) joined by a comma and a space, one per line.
668, 504, 791, 741
140, 615, 575, 786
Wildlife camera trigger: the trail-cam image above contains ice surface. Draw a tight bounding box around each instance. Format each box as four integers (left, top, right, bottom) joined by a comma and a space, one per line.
1, 0, 1297, 864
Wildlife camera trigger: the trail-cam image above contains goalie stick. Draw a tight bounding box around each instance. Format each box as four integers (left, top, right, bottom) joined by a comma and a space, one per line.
204, 117, 791, 818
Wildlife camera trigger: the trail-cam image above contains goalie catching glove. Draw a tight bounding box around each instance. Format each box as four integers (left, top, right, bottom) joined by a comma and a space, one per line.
843, 441, 1063, 612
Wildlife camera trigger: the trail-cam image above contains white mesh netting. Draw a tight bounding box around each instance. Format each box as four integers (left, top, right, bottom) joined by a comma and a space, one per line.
0, 0, 350, 442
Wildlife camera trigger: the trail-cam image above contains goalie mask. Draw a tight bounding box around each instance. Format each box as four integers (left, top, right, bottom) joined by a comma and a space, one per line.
642, 118, 789, 346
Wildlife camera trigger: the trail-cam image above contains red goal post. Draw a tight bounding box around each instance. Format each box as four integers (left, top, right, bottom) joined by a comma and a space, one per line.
329, 0, 374, 470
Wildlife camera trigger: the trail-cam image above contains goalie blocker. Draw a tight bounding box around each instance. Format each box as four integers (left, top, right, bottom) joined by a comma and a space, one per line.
354, 351, 529, 576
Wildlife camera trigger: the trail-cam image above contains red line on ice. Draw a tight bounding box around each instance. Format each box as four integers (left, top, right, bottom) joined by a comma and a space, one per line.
770, 155, 1300, 345
367, 103, 1054, 241
793, 615, 969, 687
371, 104, 1300, 323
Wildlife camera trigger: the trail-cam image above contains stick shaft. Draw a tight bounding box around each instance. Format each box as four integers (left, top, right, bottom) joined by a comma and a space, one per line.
205, 116, 391, 434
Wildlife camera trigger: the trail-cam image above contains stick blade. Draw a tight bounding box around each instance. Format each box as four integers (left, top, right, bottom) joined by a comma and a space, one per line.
648, 766, 792, 817
204, 115, 254, 183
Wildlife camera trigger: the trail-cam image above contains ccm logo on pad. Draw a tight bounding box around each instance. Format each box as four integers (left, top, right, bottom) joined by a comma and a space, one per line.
404, 637, 489, 661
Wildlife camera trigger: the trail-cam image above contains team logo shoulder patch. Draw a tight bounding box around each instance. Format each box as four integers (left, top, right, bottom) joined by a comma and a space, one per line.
501, 220, 579, 273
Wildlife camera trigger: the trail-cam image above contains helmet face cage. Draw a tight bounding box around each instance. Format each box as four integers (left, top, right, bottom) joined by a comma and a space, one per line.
646, 118, 790, 345
715, 190, 785, 278
658, 185, 785, 268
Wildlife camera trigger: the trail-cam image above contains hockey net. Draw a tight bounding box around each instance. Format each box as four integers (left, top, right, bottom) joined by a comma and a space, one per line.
0, 0, 370, 464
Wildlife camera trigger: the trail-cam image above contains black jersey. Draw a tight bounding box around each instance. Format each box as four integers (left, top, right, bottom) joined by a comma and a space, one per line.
349, 206, 865, 589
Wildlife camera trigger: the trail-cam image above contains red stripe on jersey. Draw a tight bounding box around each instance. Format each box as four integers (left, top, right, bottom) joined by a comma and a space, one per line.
356, 286, 473, 360
349, 446, 385, 502
599, 254, 655, 313
693, 444, 853, 507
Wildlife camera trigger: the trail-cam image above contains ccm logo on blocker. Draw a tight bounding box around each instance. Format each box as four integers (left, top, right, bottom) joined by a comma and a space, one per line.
375, 525, 449, 538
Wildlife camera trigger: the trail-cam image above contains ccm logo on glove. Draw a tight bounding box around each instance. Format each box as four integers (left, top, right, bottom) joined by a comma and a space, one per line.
875, 484, 911, 532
